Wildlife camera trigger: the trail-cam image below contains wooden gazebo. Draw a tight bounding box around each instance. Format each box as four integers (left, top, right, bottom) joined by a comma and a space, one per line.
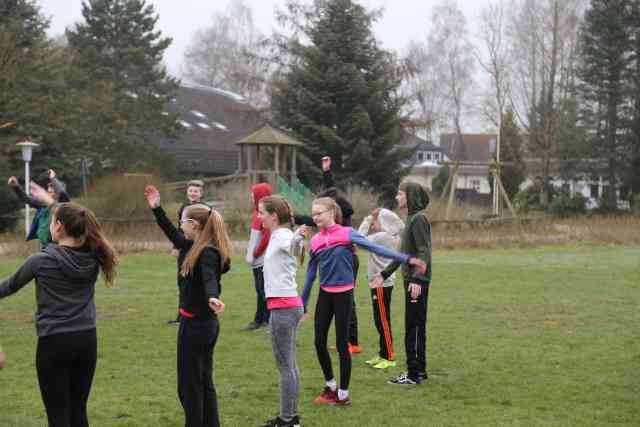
235, 124, 304, 184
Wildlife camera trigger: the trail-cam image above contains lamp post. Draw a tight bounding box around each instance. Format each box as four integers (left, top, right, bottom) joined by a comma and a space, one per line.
16, 141, 39, 237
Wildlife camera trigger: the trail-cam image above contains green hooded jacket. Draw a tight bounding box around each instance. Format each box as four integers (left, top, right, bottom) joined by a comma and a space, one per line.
381, 182, 432, 286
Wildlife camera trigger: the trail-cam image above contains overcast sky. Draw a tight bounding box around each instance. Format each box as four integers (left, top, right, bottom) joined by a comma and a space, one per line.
39, 0, 493, 76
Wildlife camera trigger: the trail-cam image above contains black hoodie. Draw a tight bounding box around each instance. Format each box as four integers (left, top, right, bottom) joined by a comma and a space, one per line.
381, 182, 432, 286
0, 244, 99, 337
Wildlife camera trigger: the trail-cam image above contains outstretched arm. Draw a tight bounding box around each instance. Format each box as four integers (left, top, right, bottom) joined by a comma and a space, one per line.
0, 254, 40, 298
8, 177, 46, 208
350, 229, 426, 273
145, 185, 189, 249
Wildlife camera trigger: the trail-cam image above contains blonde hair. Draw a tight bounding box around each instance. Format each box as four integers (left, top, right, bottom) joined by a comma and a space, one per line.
312, 197, 342, 225
180, 204, 232, 277
260, 195, 295, 228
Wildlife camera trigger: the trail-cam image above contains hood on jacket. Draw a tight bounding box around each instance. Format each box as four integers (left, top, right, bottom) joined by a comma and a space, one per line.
402, 181, 430, 215
377, 208, 404, 236
43, 244, 99, 281
251, 183, 272, 229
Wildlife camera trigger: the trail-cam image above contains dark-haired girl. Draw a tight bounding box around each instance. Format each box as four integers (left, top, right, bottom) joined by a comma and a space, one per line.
0, 202, 117, 427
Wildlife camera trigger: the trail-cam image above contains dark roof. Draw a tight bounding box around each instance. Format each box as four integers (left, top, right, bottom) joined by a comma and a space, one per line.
157, 82, 263, 175
440, 133, 496, 162
401, 131, 443, 151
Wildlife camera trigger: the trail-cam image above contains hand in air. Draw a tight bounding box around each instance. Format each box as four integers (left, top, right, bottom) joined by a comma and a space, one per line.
321, 156, 331, 171
47, 169, 56, 179
7, 176, 19, 186
144, 185, 161, 208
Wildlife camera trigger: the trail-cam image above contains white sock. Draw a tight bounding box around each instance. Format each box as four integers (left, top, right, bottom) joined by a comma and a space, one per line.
338, 389, 349, 400
326, 379, 337, 391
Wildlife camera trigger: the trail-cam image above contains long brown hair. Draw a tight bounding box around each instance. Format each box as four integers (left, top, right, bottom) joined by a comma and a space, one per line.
312, 197, 343, 225
52, 202, 117, 286
180, 204, 232, 277
260, 195, 305, 263
260, 195, 295, 228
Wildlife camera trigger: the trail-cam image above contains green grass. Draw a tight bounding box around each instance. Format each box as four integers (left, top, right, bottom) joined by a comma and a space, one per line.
1, 245, 639, 426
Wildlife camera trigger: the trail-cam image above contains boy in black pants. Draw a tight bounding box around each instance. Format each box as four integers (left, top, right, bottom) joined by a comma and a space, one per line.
371, 181, 431, 385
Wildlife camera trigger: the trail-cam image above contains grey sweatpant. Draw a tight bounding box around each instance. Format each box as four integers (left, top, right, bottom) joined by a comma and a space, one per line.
269, 306, 303, 420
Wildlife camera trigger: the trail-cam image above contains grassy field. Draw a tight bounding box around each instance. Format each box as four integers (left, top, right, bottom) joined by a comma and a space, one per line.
0, 245, 639, 426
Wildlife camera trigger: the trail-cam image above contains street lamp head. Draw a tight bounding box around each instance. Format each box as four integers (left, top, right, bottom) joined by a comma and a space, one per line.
16, 141, 39, 162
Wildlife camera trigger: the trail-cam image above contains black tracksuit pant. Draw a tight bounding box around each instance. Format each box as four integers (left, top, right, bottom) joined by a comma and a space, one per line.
348, 253, 359, 345
404, 280, 429, 376
314, 288, 353, 390
36, 328, 97, 427
178, 317, 220, 427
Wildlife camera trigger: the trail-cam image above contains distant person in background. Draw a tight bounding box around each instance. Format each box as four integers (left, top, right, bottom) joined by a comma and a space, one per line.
7, 169, 70, 248
0, 344, 5, 369
244, 183, 273, 331
168, 179, 205, 325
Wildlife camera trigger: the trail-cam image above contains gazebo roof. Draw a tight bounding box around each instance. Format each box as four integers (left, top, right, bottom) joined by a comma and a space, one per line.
235, 124, 304, 147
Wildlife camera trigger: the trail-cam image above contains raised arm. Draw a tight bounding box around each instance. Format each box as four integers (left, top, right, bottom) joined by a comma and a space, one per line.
0, 254, 40, 298
145, 185, 190, 249
48, 170, 70, 203
8, 177, 46, 208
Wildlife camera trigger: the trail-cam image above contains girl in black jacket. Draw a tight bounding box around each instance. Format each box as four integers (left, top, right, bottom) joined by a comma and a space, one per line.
145, 185, 231, 427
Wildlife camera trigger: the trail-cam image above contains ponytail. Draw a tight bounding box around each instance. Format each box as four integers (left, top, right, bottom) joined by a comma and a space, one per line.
52, 203, 117, 286
180, 205, 232, 277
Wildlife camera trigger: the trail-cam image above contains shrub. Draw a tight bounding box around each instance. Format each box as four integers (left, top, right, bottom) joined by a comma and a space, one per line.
548, 192, 587, 218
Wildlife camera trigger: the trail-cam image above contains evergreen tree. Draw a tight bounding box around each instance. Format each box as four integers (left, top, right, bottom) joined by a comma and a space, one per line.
498, 109, 526, 200
66, 0, 180, 171
0, 0, 48, 47
577, 0, 634, 209
626, 1, 640, 201
271, 0, 412, 200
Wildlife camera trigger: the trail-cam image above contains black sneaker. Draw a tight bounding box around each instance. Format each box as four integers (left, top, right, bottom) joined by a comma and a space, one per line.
388, 372, 421, 385
261, 415, 300, 427
417, 371, 429, 381
242, 321, 262, 331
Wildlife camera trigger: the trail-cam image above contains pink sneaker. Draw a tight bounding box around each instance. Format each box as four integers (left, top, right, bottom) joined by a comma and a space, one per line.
313, 387, 337, 404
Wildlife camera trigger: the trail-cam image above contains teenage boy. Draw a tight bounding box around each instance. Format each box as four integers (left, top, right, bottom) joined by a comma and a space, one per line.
371, 181, 432, 385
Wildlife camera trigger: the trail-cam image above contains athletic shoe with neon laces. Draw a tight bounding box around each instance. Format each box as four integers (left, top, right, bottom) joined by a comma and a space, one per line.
365, 356, 383, 365
347, 343, 362, 353
388, 372, 421, 385
372, 359, 396, 370
260, 415, 300, 427
313, 387, 337, 404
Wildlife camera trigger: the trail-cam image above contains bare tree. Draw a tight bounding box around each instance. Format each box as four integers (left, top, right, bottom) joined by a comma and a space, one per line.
181, 0, 271, 106
506, 0, 586, 205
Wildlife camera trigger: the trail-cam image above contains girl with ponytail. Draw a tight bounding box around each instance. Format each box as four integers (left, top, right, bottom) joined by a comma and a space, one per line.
256, 195, 307, 427
0, 202, 117, 426
144, 185, 230, 427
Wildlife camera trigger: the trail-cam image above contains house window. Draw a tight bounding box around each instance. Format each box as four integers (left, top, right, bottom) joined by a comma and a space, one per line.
434, 153, 441, 161
590, 184, 598, 198
417, 152, 424, 161
426, 152, 432, 161
471, 179, 481, 191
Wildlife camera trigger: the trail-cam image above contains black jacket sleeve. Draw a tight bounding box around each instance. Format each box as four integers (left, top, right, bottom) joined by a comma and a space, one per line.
294, 214, 316, 227
322, 169, 335, 190
11, 185, 47, 208
406, 215, 431, 286
200, 247, 221, 300
152, 206, 189, 249
50, 177, 70, 203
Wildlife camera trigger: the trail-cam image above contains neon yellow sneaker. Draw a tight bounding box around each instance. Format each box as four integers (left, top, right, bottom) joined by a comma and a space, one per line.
372, 359, 397, 369
365, 356, 383, 366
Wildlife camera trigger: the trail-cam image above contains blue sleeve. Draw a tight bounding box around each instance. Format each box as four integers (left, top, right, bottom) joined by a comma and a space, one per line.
349, 229, 410, 264
301, 252, 319, 312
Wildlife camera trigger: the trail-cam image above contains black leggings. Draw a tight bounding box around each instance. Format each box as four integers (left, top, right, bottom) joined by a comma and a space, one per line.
36, 328, 97, 427
314, 288, 353, 390
348, 254, 359, 345
178, 317, 220, 427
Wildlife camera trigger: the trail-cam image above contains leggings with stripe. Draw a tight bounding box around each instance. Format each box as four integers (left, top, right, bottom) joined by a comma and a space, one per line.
370, 286, 394, 360
314, 288, 353, 390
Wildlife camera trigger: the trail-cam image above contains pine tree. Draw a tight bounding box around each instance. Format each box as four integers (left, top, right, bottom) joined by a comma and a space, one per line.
577, 0, 634, 209
66, 0, 180, 171
499, 109, 526, 200
626, 1, 640, 203
271, 0, 412, 200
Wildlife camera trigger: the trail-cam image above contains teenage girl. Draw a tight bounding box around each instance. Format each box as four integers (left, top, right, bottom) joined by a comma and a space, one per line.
257, 195, 306, 427
301, 197, 425, 406
145, 185, 231, 427
0, 202, 117, 427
